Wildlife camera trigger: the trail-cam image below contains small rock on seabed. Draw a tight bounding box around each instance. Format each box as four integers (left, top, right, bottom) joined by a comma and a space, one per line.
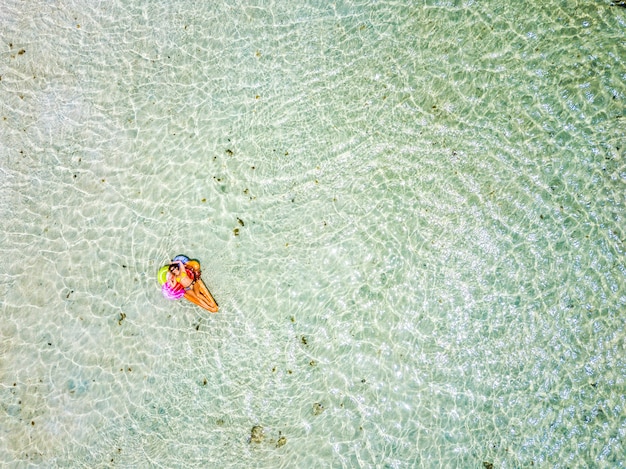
249, 425, 264, 444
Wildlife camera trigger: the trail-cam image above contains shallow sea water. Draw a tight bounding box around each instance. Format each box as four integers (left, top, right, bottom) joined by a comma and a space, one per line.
1, 0, 625, 467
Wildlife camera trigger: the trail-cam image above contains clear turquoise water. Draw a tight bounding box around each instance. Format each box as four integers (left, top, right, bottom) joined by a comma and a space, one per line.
1, 0, 625, 467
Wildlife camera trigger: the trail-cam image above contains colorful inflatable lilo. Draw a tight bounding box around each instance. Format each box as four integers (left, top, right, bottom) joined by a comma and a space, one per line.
158, 255, 219, 313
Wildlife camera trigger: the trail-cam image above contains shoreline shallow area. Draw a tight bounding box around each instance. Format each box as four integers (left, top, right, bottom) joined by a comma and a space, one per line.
1, 0, 625, 467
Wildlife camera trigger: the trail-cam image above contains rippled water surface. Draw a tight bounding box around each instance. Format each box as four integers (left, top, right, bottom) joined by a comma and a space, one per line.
1, 0, 625, 467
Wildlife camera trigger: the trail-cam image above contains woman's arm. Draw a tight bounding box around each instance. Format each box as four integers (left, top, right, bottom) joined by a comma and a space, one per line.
166, 270, 176, 286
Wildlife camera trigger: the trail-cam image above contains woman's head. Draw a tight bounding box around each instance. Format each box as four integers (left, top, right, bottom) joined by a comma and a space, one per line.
169, 264, 180, 273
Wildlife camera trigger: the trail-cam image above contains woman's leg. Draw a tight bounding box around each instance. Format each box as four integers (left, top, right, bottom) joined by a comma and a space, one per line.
184, 289, 217, 313
193, 280, 218, 312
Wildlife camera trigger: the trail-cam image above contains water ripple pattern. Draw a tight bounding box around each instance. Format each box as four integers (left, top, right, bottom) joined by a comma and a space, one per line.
1, 0, 625, 467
